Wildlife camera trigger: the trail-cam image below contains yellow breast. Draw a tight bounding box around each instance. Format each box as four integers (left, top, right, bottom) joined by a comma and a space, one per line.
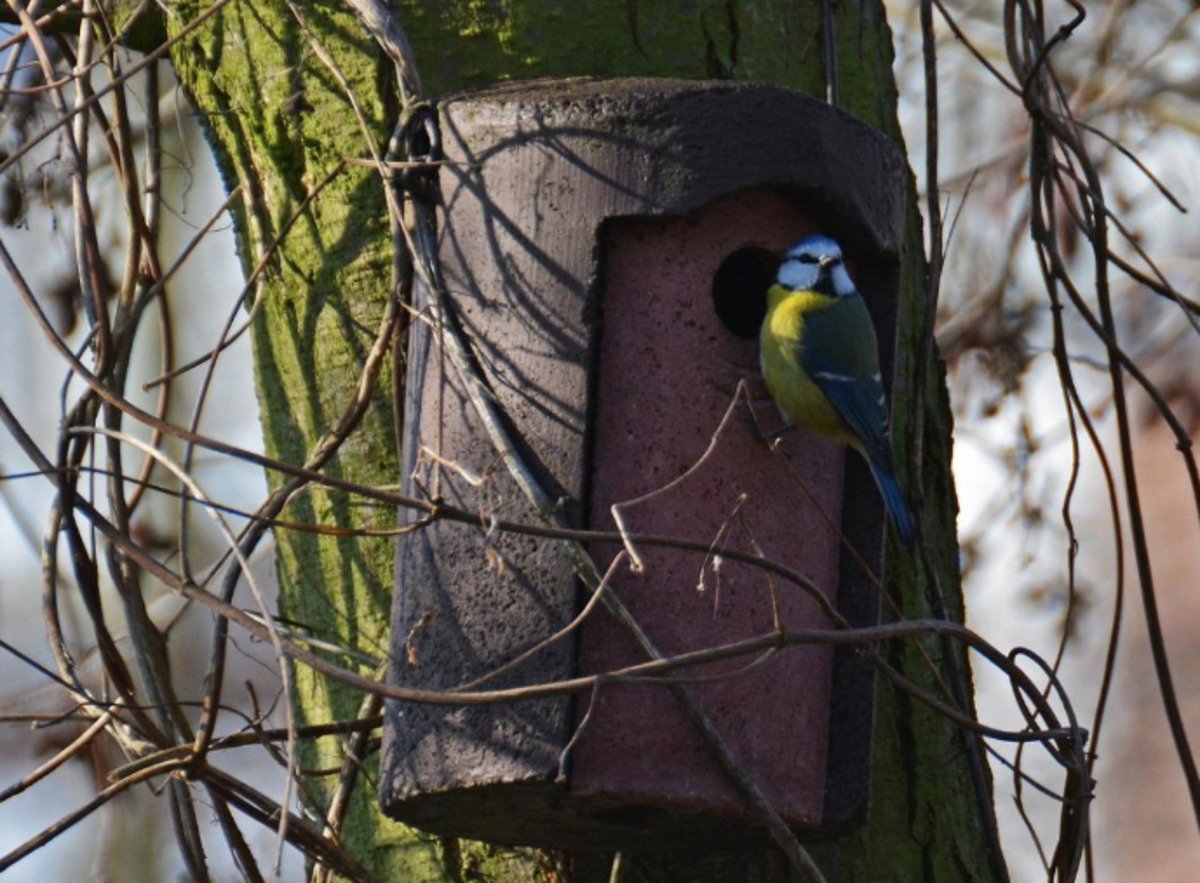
759, 285, 856, 445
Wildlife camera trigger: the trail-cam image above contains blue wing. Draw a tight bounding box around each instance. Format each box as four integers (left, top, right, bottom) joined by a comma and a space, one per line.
815, 376, 914, 547
802, 296, 914, 547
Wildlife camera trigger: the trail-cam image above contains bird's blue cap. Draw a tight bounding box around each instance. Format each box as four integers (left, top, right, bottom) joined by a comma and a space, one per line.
785, 234, 843, 259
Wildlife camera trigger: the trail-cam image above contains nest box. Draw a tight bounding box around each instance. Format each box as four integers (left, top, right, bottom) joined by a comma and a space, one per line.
380, 77, 907, 851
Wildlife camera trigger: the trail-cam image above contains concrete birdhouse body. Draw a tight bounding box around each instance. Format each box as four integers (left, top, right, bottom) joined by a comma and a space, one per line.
380, 77, 907, 850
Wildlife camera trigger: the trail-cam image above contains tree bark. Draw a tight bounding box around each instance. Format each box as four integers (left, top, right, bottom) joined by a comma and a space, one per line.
164, 1, 1004, 880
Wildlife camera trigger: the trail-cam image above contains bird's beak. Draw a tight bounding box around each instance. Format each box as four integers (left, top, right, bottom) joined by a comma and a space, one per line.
818, 256, 835, 269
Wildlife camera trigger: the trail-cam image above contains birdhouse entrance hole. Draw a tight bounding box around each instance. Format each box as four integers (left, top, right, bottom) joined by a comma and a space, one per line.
711, 245, 777, 340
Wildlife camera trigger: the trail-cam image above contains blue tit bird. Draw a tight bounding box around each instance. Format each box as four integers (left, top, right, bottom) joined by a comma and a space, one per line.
759, 234, 915, 547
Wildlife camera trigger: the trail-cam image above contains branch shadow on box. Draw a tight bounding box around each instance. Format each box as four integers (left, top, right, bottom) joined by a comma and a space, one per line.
379, 77, 907, 852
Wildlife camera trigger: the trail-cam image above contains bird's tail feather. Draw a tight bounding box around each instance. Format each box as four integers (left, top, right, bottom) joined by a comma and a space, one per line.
867, 458, 915, 548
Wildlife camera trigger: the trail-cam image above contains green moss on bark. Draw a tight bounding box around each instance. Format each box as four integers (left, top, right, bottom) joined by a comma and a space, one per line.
167, 1, 435, 876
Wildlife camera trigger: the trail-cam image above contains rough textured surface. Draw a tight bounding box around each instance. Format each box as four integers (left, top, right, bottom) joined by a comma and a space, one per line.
573, 191, 838, 827
380, 77, 905, 849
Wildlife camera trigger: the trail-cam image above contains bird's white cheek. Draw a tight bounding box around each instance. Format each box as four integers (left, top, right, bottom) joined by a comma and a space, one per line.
778, 261, 819, 291
831, 264, 856, 296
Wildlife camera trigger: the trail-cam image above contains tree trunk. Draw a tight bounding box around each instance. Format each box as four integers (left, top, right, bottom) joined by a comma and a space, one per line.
166, 1, 1004, 880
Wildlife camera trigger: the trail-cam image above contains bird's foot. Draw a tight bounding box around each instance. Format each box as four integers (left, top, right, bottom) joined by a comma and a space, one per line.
761, 422, 793, 441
